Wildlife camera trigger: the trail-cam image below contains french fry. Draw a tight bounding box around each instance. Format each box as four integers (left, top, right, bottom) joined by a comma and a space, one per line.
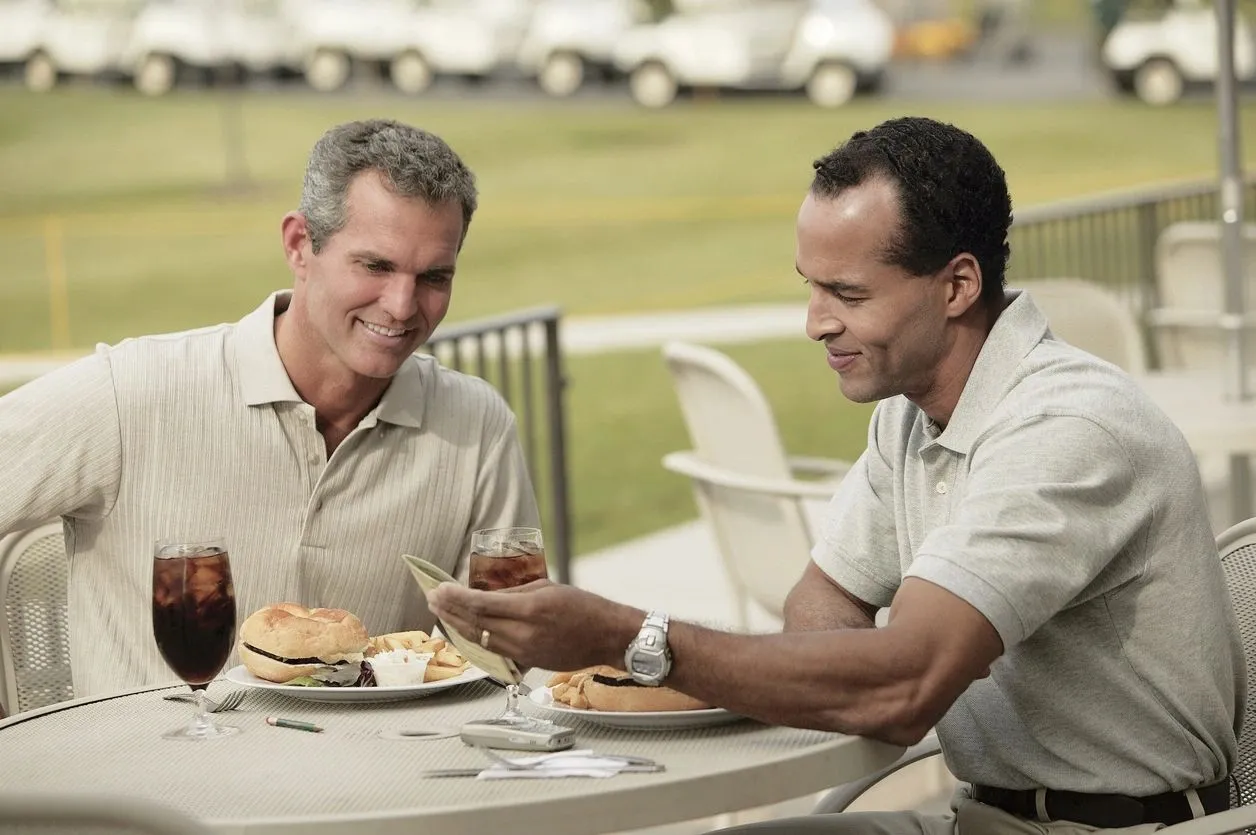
425, 663, 468, 682
434, 647, 463, 667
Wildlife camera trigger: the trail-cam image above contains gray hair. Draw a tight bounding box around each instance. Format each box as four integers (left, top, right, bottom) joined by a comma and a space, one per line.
299, 119, 478, 253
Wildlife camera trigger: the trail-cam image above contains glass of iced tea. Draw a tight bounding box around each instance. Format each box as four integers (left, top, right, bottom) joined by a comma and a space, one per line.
152, 536, 239, 740
469, 526, 547, 727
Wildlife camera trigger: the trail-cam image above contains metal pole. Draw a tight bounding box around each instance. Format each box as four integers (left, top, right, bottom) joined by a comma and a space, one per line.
544, 317, 573, 586
1216, 0, 1252, 522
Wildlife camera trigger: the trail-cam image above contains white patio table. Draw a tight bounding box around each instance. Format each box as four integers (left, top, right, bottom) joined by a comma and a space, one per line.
0, 673, 903, 835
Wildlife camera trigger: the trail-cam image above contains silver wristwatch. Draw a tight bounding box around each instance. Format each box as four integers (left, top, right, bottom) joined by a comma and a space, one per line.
624, 610, 672, 686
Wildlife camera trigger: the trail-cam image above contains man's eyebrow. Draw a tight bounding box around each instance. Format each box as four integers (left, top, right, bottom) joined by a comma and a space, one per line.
795, 265, 866, 294
349, 250, 395, 267
348, 251, 456, 276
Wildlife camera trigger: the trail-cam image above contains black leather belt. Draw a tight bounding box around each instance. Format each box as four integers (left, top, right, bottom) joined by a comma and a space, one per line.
971, 780, 1230, 828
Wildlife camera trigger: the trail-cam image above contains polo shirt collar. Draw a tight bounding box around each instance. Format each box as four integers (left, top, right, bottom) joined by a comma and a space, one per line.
931, 290, 1047, 454
235, 290, 425, 429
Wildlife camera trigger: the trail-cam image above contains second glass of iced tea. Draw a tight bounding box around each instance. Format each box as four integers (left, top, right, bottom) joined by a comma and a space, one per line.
468, 526, 547, 727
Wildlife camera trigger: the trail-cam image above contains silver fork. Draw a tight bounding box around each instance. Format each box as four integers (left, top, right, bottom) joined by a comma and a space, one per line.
161, 690, 246, 713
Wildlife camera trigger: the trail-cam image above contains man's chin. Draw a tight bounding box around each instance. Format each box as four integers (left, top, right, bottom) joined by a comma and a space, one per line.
837, 378, 881, 405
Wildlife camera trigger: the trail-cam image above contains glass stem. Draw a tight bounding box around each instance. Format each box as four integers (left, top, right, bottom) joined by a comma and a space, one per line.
193, 688, 213, 733
504, 684, 520, 716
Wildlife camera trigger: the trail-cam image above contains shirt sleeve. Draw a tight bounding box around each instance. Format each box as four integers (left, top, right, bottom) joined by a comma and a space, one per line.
811, 401, 903, 608
0, 346, 123, 534
906, 413, 1140, 651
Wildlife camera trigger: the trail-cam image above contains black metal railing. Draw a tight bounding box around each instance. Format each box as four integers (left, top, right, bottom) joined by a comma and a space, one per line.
422, 306, 572, 585
1009, 175, 1256, 316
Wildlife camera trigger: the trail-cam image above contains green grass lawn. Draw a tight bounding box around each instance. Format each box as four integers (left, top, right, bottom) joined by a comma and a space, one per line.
2, 88, 1255, 553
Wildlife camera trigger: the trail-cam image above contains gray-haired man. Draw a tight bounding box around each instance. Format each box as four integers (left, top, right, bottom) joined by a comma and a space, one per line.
0, 120, 540, 703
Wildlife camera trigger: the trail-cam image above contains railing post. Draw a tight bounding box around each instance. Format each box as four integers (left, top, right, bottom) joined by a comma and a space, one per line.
543, 316, 573, 586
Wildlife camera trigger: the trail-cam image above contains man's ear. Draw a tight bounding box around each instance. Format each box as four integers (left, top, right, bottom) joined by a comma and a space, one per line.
281, 212, 311, 276
945, 253, 983, 319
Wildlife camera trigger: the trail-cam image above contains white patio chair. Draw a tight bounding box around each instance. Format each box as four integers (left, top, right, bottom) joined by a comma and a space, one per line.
1146, 221, 1256, 372
0, 793, 213, 834
0, 521, 73, 716
660, 341, 852, 630
811, 517, 1256, 833
1021, 278, 1148, 373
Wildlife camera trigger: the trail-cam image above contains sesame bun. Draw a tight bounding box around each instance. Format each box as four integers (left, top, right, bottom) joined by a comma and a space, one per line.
238, 603, 369, 683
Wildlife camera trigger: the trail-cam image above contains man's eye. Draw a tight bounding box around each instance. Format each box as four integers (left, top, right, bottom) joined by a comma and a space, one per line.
365, 262, 389, 274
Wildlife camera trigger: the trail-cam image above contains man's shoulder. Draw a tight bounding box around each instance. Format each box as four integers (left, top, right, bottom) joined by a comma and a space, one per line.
103, 321, 236, 365
408, 354, 514, 419
998, 342, 1185, 452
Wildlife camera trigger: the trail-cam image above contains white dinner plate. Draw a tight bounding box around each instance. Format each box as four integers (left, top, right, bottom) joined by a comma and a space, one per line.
224, 664, 491, 703
525, 687, 745, 730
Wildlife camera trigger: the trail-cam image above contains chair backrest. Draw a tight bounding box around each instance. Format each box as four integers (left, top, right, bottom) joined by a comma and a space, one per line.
0, 521, 73, 715
1153, 221, 1256, 371
0, 793, 213, 834
1214, 517, 1256, 810
1021, 278, 1149, 374
661, 341, 819, 623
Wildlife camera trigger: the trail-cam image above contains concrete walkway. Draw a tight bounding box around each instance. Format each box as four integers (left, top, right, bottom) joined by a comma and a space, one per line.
0, 303, 810, 387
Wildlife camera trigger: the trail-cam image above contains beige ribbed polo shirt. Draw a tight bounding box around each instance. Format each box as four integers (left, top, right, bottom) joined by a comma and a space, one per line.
0, 291, 540, 698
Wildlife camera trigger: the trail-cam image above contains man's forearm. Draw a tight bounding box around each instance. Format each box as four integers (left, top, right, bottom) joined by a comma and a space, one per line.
664, 622, 929, 744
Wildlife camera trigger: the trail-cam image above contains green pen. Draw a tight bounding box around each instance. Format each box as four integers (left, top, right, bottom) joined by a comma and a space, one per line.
266, 716, 324, 733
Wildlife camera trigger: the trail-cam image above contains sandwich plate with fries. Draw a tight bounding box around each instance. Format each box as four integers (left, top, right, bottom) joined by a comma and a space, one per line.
225, 603, 488, 703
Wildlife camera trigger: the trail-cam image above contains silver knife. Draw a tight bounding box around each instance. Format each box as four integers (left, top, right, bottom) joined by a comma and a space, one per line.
422, 764, 665, 778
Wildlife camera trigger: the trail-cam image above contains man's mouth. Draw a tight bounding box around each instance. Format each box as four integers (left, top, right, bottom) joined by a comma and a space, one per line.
826, 349, 859, 372
359, 320, 411, 339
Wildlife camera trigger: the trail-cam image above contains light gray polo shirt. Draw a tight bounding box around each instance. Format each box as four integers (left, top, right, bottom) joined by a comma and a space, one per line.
813, 290, 1244, 794
0, 292, 540, 697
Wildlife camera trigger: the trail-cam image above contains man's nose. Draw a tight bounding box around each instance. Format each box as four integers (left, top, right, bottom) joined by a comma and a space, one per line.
380, 274, 420, 323
805, 288, 842, 342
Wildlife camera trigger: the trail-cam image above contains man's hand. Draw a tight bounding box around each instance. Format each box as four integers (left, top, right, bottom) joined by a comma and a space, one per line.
426, 580, 643, 672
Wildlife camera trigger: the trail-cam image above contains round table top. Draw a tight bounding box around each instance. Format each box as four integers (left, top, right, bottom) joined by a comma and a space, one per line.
0, 673, 903, 834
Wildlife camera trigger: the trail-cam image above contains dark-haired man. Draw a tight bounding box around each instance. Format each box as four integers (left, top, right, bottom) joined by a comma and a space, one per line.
427, 117, 1243, 833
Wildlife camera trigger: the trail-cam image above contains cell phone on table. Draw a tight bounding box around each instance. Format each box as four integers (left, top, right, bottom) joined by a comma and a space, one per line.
459, 719, 575, 752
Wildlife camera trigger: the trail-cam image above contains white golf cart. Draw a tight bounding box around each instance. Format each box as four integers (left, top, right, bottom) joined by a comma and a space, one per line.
122, 0, 307, 96
611, 0, 893, 108
1102, 0, 1255, 105
516, 0, 645, 97
3, 0, 141, 92
297, 0, 528, 94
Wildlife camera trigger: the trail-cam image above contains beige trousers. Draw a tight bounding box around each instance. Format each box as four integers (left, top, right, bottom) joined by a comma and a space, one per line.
710, 787, 1166, 835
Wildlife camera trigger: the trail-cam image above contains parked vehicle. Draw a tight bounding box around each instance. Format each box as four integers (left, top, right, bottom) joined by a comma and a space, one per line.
612, 0, 893, 108
516, 0, 646, 97
122, 0, 306, 95
0, 0, 50, 89
1102, 0, 1256, 105
3, 0, 142, 92
297, 0, 527, 94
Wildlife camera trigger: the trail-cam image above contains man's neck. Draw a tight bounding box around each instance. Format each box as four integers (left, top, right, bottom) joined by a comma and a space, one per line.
274, 310, 389, 451
912, 303, 1003, 429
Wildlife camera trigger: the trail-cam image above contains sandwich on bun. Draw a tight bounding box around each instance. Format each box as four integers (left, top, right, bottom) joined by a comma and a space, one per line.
239, 603, 369, 685
548, 665, 711, 712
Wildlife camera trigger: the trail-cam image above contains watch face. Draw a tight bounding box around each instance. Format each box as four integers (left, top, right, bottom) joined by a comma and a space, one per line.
630, 654, 662, 677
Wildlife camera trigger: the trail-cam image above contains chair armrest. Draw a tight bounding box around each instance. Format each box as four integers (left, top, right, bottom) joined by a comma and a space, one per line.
786, 455, 852, 482
662, 452, 841, 500
811, 732, 943, 815
1158, 805, 1256, 835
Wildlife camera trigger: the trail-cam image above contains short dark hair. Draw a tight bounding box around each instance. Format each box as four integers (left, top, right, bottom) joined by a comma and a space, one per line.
810, 117, 1013, 308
